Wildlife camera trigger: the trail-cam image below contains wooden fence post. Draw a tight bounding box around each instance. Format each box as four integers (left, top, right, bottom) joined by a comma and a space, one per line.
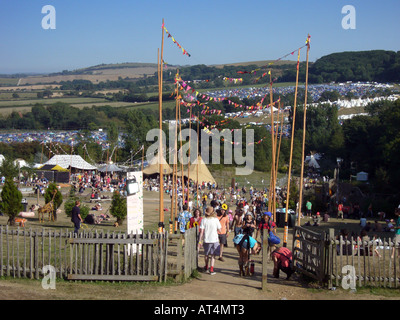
262, 237, 269, 290
327, 229, 335, 289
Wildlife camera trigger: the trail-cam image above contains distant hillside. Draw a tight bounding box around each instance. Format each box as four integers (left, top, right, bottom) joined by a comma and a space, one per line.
18, 63, 161, 86
280, 50, 400, 83
212, 60, 297, 68
15, 60, 297, 86
50, 62, 160, 75
10, 50, 400, 87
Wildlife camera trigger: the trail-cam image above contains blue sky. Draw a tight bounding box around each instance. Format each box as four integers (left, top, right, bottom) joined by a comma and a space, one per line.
0, 0, 399, 73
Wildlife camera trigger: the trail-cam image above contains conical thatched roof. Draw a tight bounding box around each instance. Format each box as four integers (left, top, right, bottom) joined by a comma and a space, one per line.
143, 153, 173, 175
178, 155, 216, 184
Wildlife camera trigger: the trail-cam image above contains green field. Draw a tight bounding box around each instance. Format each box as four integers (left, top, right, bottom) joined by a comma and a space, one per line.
0, 92, 41, 100
0, 78, 19, 86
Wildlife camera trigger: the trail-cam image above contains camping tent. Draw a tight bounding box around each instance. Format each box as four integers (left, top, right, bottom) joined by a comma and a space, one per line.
42, 155, 97, 171
178, 155, 216, 185
143, 153, 173, 176
97, 163, 124, 172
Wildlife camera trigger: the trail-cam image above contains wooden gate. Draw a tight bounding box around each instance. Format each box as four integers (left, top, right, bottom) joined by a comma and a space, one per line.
292, 226, 328, 283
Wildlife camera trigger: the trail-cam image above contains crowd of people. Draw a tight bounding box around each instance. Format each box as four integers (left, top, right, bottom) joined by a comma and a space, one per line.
169, 178, 295, 280
71, 171, 127, 197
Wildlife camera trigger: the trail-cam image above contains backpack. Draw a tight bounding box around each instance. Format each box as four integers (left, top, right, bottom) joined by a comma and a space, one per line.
268, 231, 281, 245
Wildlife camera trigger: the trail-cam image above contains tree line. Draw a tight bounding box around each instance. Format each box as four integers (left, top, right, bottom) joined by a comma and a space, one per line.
53, 50, 400, 96
280, 50, 400, 83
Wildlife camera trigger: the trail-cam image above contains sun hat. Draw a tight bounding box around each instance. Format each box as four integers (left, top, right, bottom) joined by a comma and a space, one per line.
205, 207, 215, 216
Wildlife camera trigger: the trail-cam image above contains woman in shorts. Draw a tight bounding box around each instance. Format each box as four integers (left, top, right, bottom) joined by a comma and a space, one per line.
233, 233, 261, 276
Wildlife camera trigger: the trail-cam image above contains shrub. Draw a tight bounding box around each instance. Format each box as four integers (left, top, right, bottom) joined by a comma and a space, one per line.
110, 191, 127, 225
0, 178, 23, 226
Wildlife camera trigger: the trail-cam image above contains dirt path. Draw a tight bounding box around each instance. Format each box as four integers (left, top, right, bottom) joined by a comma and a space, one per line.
0, 189, 397, 301
0, 240, 394, 301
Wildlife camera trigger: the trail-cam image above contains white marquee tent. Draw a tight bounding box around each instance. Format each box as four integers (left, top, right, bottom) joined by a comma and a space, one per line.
42, 155, 97, 171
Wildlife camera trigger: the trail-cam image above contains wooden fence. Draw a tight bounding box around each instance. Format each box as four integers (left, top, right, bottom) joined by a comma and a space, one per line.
326, 230, 400, 289
0, 225, 199, 282
292, 227, 400, 288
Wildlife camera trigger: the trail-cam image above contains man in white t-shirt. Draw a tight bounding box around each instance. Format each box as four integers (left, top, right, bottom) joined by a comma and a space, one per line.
198, 207, 222, 275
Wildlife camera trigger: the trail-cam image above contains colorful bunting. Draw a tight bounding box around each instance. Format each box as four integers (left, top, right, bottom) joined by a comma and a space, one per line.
223, 77, 243, 84
163, 24, 191, 57
237, 39, 310, 77
177, 78, 281, 113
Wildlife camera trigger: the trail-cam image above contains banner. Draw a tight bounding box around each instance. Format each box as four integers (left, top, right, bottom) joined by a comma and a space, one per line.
126, 171, 144, 254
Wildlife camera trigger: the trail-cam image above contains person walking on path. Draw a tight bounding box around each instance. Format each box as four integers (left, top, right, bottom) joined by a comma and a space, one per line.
242, 212, 256, 237
231, 207, 245, 236
233, 233, 261, 276
198, 207, 222, 275
178, 205, 192, 234
217, 207, 230, 262
255, 212, 277, 244
71, 200, 83, 234
189, 208, 202, 229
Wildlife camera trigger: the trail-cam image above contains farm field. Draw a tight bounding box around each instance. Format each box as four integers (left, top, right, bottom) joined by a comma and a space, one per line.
0, 78, 19, 86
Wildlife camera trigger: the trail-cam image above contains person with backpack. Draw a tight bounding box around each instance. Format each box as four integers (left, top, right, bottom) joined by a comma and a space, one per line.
233, 233, 261, 276
270, 245, 294, 280
242, 212, 256, 237
255, 211, 277, 243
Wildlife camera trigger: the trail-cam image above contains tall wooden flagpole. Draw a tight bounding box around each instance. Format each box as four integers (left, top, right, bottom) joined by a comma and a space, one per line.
275, 99, 283, 184
158, 19, 165, 234
171, 70, 179, 233
197, 112, 200, 193
269, 71, 276, 219
174, 82, 180, 233
187, 105, 192, 203
283, 49, 301, 247
178, 97, 184, 204
297, 35, 311, 227
274, 99, 281, 177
